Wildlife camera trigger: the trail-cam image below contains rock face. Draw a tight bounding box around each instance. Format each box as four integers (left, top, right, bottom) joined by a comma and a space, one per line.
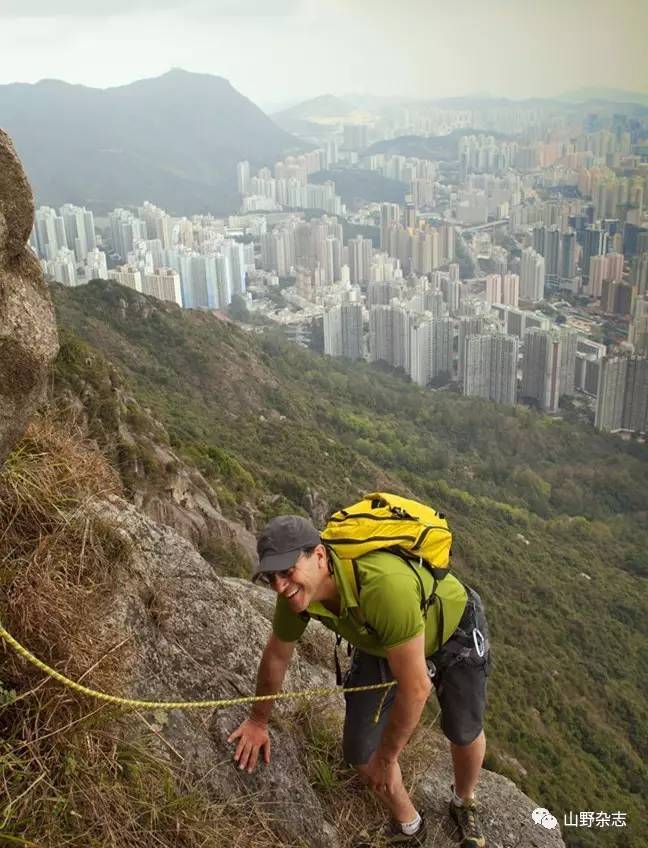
53, 344, 258, 573
0, 129, 59, 463
83, 495, 566, 848
88, 495, 338, 848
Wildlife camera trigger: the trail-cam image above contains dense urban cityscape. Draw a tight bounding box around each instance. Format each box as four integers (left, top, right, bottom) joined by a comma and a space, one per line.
31, 107, 648, 437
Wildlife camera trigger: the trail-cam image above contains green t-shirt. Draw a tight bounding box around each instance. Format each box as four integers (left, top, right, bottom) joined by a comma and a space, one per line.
272, 549, 467, 658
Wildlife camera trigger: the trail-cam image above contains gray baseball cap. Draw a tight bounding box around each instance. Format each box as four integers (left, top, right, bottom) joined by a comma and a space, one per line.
252, 515, 321, 582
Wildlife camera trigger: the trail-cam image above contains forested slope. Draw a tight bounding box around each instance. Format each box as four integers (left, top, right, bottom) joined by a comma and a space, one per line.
52, 281, 648, 847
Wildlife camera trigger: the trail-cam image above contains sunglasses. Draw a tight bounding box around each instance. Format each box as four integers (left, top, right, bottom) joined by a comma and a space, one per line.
258, 564, 297, 588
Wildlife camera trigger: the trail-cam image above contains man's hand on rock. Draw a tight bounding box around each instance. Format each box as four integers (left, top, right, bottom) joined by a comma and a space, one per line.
228, 718, 271, 773
364, 751, 402, 796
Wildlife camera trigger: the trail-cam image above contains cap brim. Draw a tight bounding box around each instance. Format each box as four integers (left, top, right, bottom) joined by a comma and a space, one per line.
251, 547, 303, 582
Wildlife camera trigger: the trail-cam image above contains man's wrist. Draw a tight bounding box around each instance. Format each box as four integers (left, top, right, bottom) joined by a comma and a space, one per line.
248, 715, 268, 729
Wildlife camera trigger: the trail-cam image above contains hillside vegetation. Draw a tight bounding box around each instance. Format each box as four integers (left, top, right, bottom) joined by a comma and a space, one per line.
364, 129, 512, 162
50, 280, 648, 847
311, 168, 408, 205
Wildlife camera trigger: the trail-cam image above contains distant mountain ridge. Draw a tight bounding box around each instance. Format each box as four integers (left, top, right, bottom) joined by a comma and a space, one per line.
276, 91, 648, 135
273, 93, 357, 136
556, 86, 648, 106
364, 129, 513, 162
0, 69, 305, 215
275, 93, 353, 121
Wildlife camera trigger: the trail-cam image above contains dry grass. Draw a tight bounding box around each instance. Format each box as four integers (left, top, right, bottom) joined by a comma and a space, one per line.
1, 417, 126, 673
0, 418, 285, 848
0, 418, 445, 848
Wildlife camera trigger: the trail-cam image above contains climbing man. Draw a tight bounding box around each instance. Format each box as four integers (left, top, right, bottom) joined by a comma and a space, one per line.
228, 514, 491, 847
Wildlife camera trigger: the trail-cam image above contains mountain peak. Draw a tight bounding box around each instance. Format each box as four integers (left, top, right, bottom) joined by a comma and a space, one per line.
0, 72, 304, 215
160, 67, 229, 84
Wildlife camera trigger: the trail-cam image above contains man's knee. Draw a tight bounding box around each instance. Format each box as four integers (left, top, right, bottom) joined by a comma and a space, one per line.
443, 719, 484, 747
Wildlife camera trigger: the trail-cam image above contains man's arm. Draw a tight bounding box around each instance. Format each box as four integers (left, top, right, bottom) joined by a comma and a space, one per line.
364, 632, 431, 794
379, 631, 431, 760
250, 632, 296, 724
228, 632, 295, 772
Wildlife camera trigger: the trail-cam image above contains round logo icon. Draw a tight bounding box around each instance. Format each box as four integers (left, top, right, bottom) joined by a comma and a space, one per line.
532, 808, 558, 830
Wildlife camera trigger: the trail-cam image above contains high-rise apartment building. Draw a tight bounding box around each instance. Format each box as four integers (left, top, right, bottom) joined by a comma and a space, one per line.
589, 252, 625, 298
629, 296, 648, 355
348, 236, 374, 285
366, 280, 403, 307
622, 357, 648, 433
380, 203, 400, 251
558, 328, 579, 397
632, 253, 648, 296
369, 304, 411, 371
521, 329, 562, 412
601, 280, 633, 315
324, 303, 364, 360
410, 289, 446, 318
261, 229, 294, 277
85, 249, 108, 281
582, 226, 608, 280
110, 209, 147, 260
520, 247, 545, 302
42, 247, 77, 286
458, 316, 484, 383
588, 254, 607, 298
606, 252, 624, 283
486, 273, 519, 307
463, 333, 519, 406
560, 231, 578, 281
544, 227, 561, 281
236, 161, 251, 195
139, 202, 175, 250
485, 274, 499, 306
33, 207, 68, 261
410, 318, 454, 386
142, 269, 183, 306
443, 279, 463, 314
108, 265, 142, 293
60, 204, 96, 262
595, 356, 648, 433
403, 197, 417, 229
534, 225, 561, 281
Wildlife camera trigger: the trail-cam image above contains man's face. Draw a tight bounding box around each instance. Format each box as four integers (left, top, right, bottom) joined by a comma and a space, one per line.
267, 545, 328, 613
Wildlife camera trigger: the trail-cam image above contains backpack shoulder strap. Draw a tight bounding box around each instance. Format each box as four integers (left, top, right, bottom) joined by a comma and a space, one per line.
339, 557, 367, 627
392, 550, 444, 652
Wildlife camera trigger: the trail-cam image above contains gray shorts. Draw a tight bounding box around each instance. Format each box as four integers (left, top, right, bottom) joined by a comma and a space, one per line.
342, 588, 491, 765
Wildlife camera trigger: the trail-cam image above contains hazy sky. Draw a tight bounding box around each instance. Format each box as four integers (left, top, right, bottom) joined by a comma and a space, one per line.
1, 0, 647, 110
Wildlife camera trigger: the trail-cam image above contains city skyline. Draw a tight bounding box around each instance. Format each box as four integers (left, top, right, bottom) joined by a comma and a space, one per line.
1, 0, 647, 111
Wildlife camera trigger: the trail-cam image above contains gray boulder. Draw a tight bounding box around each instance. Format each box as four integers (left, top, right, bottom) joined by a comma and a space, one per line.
0, 129, 59, 463
88, 494, 337, 848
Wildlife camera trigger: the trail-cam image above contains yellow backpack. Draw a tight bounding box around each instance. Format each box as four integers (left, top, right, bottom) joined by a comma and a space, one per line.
321, 493, 453, 666
321, 491, 452, 584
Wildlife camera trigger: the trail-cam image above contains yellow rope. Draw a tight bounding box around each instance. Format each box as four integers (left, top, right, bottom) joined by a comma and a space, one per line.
0, 620, 395, 712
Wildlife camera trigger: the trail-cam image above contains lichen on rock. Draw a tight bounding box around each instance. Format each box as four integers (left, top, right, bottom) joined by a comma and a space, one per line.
0, 129, 59, 463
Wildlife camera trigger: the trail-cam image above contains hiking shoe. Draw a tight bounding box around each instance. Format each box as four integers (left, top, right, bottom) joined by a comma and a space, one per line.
449, 798, 485, 847
354, 812, 427, 847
